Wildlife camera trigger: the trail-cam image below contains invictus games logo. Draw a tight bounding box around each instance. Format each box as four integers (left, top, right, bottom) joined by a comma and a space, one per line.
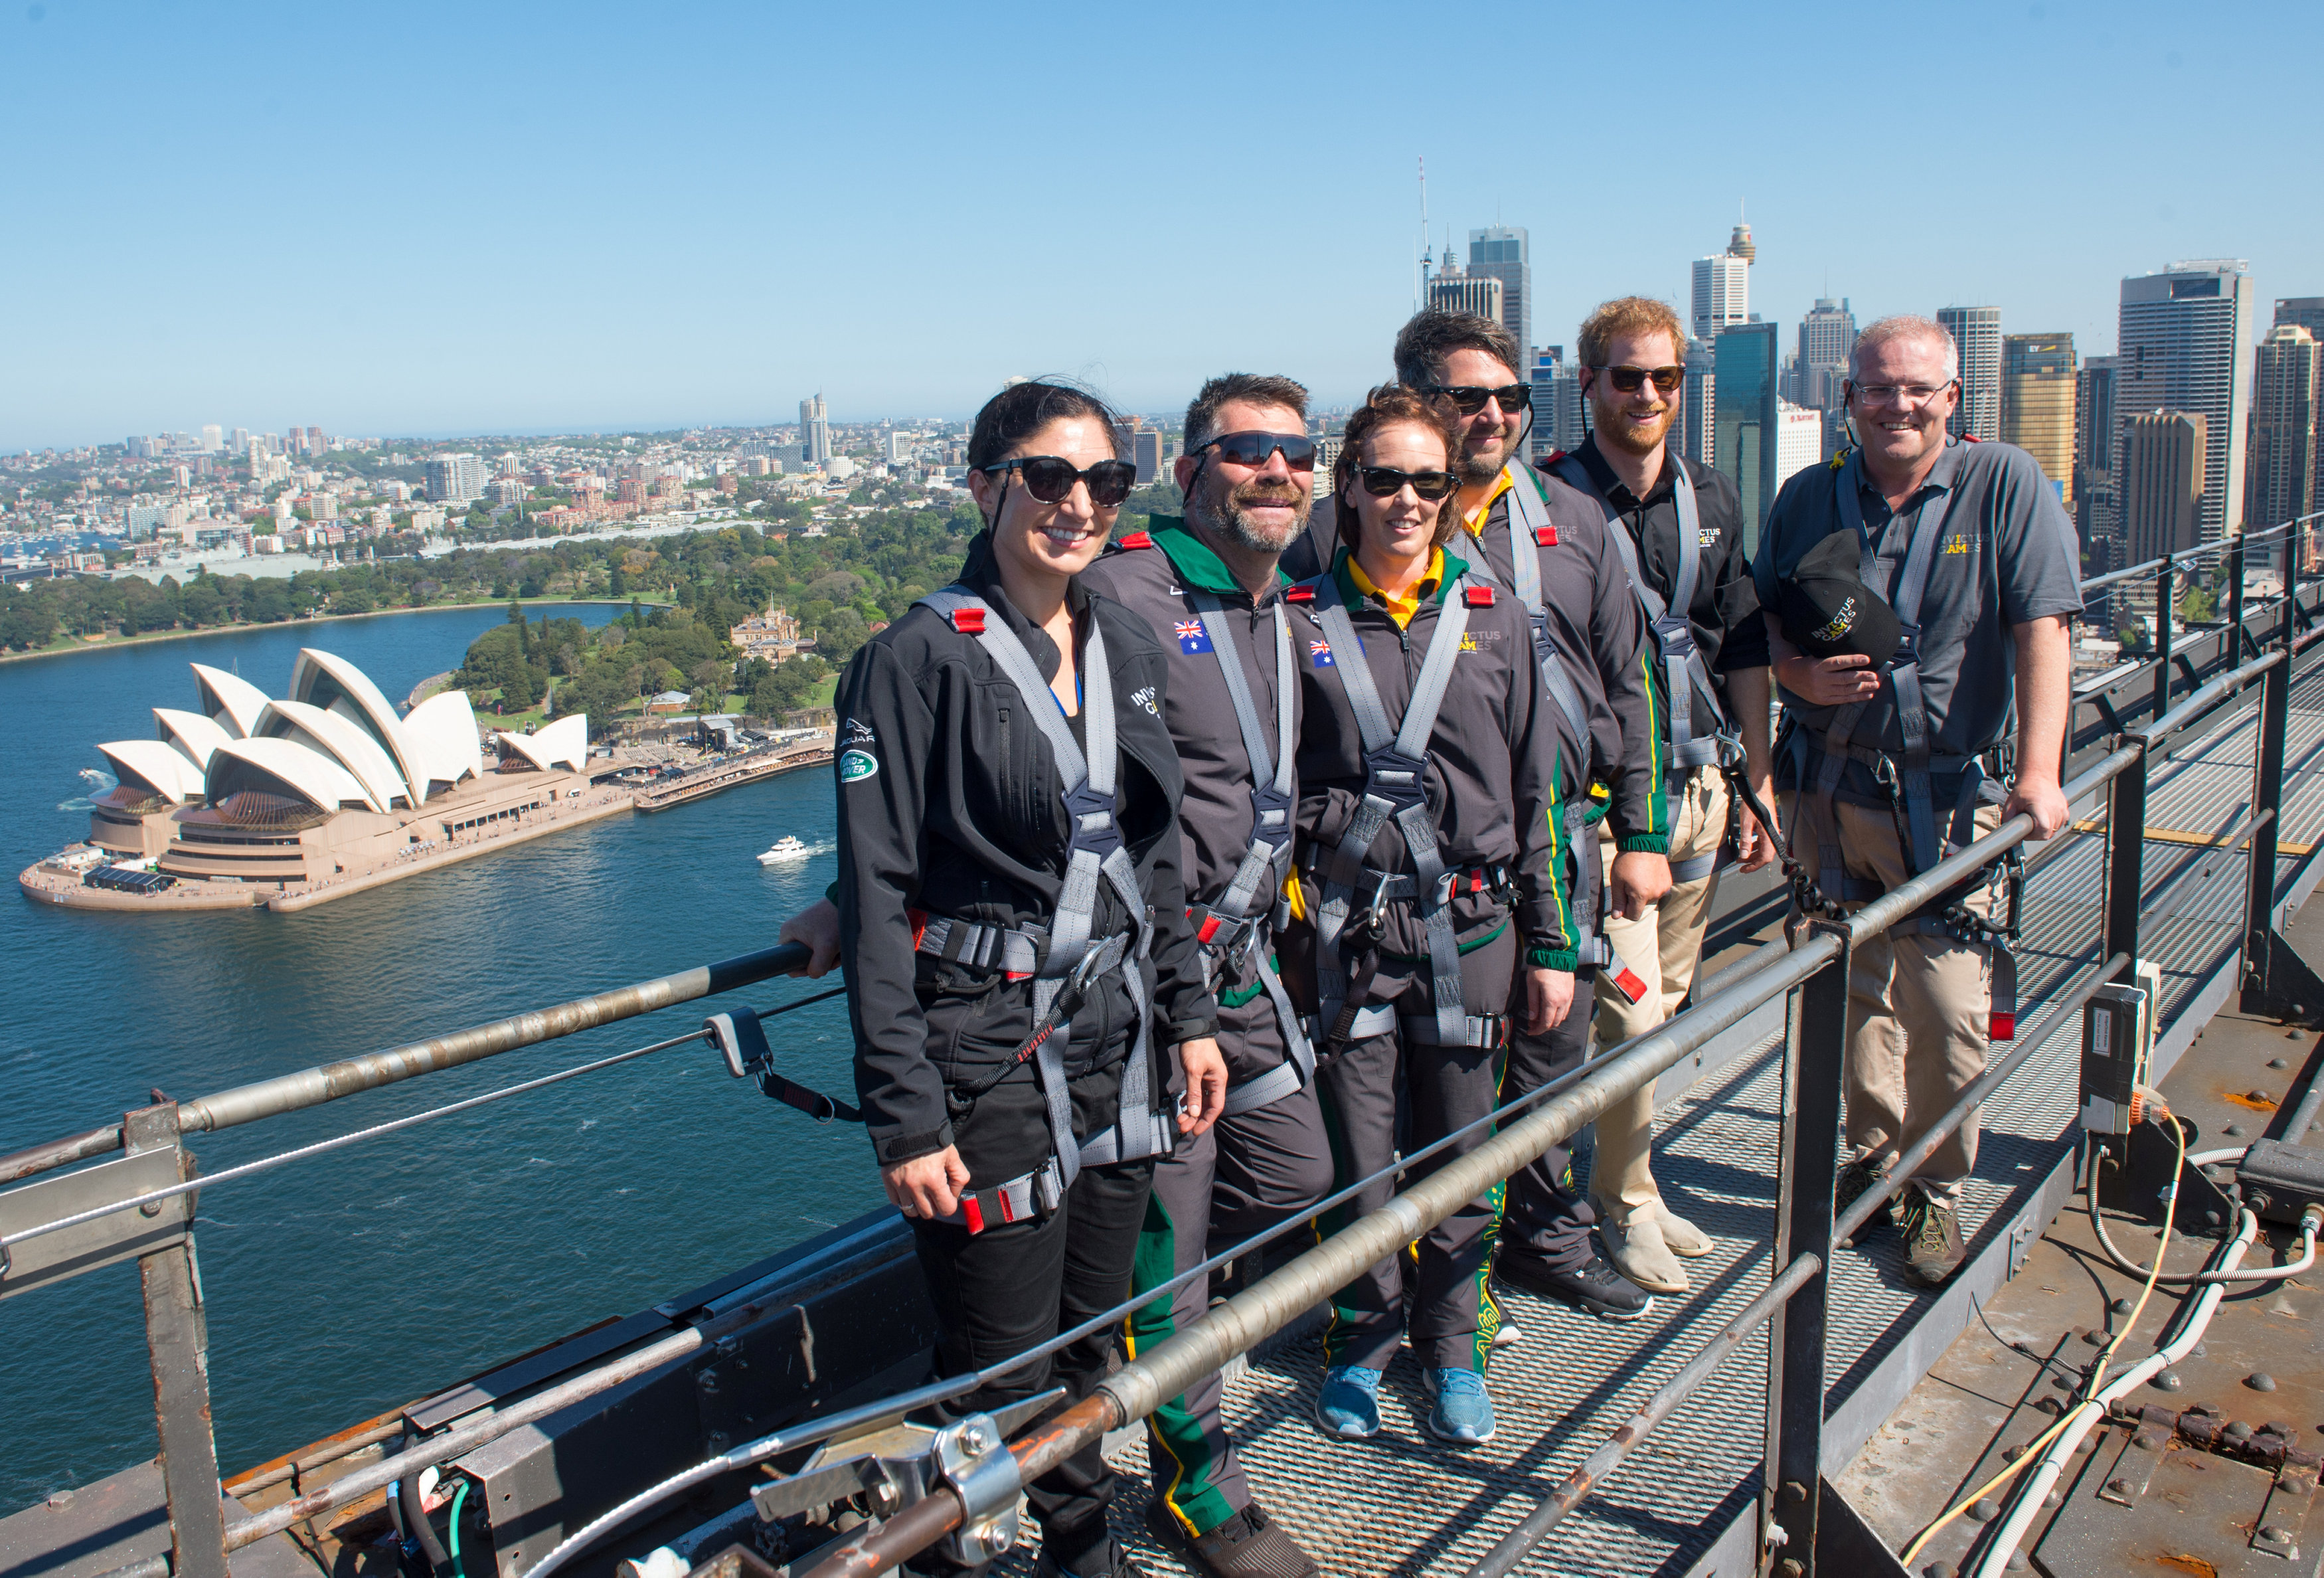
838, 749, 878, 782
1813, 596, 1859, 645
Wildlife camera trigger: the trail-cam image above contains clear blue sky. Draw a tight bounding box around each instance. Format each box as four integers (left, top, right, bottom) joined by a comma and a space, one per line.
5, 0, 2317, 450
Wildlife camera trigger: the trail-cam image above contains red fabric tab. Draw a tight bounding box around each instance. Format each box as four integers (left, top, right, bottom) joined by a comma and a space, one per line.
999, 1189, 1019, 1223
1541, 450, 1569, 465
1005, 970, 1031, 981
1116, 530, 1153, 549
950, 607, 987, 634
1197, 915, 1221, 944
961, 1195, 986, 1234
1284, 585, 1316, 602
908, 909, 928, 950
1464, 585, 1495, 607
1989, 1011, 2016, 1042
1612, 966, 1650, 1004
1535, 524, 1559, 546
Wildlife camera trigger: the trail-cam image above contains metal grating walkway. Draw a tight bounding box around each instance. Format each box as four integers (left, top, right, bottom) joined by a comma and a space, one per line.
984, 662, 2324, 1577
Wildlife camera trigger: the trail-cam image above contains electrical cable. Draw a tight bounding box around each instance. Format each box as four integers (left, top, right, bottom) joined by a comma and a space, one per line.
1901, 1117, 2187, 1567
448, 1479, 470, 1578
2085, 1134, 2317, 1285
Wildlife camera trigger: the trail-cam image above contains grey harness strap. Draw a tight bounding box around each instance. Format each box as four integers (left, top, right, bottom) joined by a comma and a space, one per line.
915, 588, 1169, 1189
1309, 570, 1479, 1049
1188, 590, 1315, 1115
1501, 468, 1610, 969
1550, 453, 1736, 772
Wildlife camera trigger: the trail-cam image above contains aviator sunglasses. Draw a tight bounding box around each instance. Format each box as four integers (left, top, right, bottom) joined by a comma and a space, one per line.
1595, 364, 1685, 394
978, 455, 1138, 507
1195, 431, 1319, 471
1355, 466, 1459, 501
1425, 383, 1532, 416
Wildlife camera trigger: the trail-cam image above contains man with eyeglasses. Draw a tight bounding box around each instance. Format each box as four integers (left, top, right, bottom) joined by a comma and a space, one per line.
1076, 375, 1331, 1578
1754, 315, 2076, 1286
1286, 309, 1671, 1323
1532, 296, 1776, 1296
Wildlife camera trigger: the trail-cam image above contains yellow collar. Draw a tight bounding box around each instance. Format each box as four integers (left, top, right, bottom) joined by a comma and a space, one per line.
1462, 466, 1515, 539
1347, 545, 1444, 629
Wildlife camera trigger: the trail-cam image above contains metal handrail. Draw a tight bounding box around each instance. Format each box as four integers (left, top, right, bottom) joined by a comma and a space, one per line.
2076, 517, 2303, 596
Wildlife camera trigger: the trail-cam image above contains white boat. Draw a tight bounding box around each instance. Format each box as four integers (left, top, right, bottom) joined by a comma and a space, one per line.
756, 835, 811, 865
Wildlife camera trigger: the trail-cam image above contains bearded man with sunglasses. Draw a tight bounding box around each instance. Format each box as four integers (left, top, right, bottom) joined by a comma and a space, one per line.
1074, 375, 1333, 1578
1530, 296, 1776, 1297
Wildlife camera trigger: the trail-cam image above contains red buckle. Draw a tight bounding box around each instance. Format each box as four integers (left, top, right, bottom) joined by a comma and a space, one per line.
1284, 585, 1316, 602
1197, 915, 1222, 944
950, 607, 986, 634
1464, 584, 1494, 607
1467, 871, 1483, 893
961, 1195, 986, 1234
1535, 525, 1559, 547
1989, 1011, 2016, 1042
1116, 530, 1153, 549
1612, 966, 1651, 1005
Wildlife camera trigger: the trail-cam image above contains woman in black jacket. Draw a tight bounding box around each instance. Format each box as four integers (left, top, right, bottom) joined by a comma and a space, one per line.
834, 379, 1225, 1578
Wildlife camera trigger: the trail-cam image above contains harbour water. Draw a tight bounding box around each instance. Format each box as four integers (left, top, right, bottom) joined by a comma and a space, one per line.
0, 608, 874, 1511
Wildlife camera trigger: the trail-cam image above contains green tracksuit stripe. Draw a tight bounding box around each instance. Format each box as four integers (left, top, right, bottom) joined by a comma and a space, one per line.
1127, 1193, 1238, 1536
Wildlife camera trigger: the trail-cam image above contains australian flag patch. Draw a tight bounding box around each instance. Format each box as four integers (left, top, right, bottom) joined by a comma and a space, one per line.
1309, 638, 1335, 668
1175, 619, 1213, 655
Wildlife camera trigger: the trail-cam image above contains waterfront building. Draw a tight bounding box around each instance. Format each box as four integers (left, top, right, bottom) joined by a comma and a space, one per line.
2121, 410, 2207, 569
1938, 306, 2003, 442
2247, 323, 2321, 533
1467, 226, 1531, 356
2119, 260, 2257, 544
1714, 319, 1781, 549
2000, 333, 2076, 505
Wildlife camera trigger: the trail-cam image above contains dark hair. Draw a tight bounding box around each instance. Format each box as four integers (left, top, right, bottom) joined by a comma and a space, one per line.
1392, 308, 1522, 389
1183, 373, 1311, 454
1333, 385, 1461, 552
965, 379, 1127, 471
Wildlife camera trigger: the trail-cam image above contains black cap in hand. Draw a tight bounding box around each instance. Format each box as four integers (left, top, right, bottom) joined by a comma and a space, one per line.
1778, 532, 1903, 667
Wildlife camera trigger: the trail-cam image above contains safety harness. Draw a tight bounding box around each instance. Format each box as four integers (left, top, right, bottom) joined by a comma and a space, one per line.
1303, 566, 1513, 1053
1486, 466, 1612, 970
1782, 451, 2020, 1039
1549, 452, 1742, 886
902, 587, 1175, 1226
1181, 587, 1317, 1116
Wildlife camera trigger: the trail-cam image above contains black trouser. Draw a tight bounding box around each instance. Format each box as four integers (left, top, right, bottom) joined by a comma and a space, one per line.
1495, 964, 1598, 1273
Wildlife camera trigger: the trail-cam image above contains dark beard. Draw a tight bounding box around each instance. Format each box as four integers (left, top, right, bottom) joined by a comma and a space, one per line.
1455, 442, 1504, 486
1189, 478, 1310, 553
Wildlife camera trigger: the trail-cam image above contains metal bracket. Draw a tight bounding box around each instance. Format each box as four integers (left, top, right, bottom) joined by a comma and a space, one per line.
932, 1415, 1022, 1567
2244, 921, 2324, 1028
2006, 1214, 2040, 1280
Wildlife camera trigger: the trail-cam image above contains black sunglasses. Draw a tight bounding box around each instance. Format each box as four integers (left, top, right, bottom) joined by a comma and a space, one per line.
1355, 466, 1459, 501
979, 455, 1137, 507
1594, 364, 1685, 394
1195, 431, 1319, 471
1425, 383, 1531, 416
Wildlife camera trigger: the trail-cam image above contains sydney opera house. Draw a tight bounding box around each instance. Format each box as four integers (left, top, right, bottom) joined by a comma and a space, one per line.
24, 648, 606, 911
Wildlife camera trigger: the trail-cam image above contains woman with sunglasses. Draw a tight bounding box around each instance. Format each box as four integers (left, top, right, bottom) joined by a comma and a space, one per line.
1284, 385, 1578, 1449
833, 379, 1228, 1578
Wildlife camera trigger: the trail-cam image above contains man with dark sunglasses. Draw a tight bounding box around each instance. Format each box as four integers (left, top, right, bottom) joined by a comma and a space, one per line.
1538, 296, 1774, 1296
1075, 373, 1331, 1578
1285, 309, 1670, 1323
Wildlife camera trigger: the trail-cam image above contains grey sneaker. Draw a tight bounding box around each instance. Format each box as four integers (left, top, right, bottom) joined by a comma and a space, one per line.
1899, 1193, 1966, 1287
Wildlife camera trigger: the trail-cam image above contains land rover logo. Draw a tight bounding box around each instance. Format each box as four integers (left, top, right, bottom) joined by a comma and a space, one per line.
839, 750, 878, 782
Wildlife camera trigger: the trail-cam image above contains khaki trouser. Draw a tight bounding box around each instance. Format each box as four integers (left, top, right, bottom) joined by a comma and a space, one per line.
1589, 771, 1728, 1225
1780, 792, 2003, 1209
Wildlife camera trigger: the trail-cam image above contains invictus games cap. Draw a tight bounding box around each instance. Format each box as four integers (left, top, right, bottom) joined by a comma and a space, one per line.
1778, 532, 1903, 666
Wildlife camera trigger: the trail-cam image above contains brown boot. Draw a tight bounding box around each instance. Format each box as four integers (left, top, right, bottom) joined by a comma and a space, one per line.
1900, 1192, 1966, 1287
1145, 1498, 1320, 1578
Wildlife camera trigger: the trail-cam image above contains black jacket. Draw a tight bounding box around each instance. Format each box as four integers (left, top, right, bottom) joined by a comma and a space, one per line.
834, 535, 1218, 1167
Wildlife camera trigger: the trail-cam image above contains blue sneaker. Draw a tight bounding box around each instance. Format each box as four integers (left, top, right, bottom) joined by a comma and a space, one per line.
1315, 1364, 1383, 1438
1423, 1367, 1496, 1445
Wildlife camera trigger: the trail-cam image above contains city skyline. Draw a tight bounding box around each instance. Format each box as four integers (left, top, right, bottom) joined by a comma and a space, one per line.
3, 0, 2318, 451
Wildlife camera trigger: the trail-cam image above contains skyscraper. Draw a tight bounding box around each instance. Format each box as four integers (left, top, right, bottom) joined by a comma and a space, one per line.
1999, 333, 2076, 505
2278, 298, 2324, 340
1714, 320, 1781, 549
1776, 402, 1822, 495
2121, 411, 2207, 567
2118, 260, 2257, 543
1528, 348, 1562, 462
1681, 339, 1716, 469
1466, 226, 1530, 355
1690, 254, 1748, 345
2246, 324, 2321, 533
2076, 355, 2121, 551
1797, 298, 1855, 409
799, 394, 832, 466
1938, 306, 2002, 442
424, 453, 489, 505
1426, 249, 1504, 327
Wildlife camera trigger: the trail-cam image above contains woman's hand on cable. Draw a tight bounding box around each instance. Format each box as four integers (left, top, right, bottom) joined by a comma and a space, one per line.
1524, 968, 1574, 1035
1176, 1037, 1228, 1136
1779, 651, 1881, 707
778, 898, 843, 978
883, 1146, 971, 1221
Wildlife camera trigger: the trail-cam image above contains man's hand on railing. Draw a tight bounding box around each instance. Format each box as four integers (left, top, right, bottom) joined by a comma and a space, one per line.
883, 1146, 971, 1220
1776, 651, 1882, 707
2003, 774, 2069, 841
780, 898, 843, 978
1524, 967, 1574, 1034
